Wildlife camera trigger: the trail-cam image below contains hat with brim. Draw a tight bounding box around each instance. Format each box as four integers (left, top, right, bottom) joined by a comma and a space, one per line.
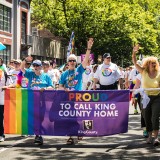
103, 53, 111, 58
14, 59, 22, 64
42, 61, 50, 65
32, 60, 42, 66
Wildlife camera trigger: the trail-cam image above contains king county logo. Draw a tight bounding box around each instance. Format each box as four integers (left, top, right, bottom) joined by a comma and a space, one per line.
102, 68, 112, 77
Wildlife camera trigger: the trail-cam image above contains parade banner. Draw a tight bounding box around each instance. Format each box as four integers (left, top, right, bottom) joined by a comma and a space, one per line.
4, 89, 129, 136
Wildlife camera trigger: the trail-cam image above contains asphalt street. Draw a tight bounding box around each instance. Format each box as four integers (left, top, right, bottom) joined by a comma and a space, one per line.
0, 103, 160, 160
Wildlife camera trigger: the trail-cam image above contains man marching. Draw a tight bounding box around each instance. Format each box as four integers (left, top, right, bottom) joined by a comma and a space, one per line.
93, 53, 120, 90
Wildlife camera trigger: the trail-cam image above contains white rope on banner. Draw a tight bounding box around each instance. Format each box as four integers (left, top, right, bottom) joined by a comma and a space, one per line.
130, 88, 160, 91
129, 88, 160, 109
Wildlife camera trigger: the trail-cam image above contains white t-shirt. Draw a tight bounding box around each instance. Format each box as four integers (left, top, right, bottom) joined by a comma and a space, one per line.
2, 64, 8, 73
124, 70, 129, 79
50, 69, 60, 84
0, 71, 12, 105
94, 62, 120, 85
82, 65, 93, 84
9, 69, 20, 85
128, 68, 139, 82
120, 70, 125, 78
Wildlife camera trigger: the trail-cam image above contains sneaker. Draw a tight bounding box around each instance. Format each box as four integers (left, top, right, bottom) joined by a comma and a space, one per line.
143, 130, 149, 138
34, 135, 43, 145
146, 137, 152, 144
0, 135, 5, 142
153, 138, 159, 146
134, 109, 138, 114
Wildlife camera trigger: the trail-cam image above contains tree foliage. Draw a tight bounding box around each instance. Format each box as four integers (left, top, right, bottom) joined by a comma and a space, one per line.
31, 0, 160, 66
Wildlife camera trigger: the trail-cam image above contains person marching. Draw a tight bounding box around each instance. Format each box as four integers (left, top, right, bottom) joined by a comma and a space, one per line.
59, 38, 94, 144
132, 44, 160, 146
20, 58, 53, 145
82, 59, 93, 90
93, 53, 121, 90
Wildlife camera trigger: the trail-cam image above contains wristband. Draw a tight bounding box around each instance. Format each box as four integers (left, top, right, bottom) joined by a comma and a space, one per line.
87, 48, 91, 50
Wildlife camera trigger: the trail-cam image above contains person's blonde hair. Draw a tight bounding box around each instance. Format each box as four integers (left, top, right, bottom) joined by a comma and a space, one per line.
142, 56, 159, 73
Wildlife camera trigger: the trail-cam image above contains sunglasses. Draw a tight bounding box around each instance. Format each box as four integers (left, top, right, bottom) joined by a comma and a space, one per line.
33, 64, 40, 67
14, 62, 20, 65
68, 59, 76, 62
10, 62, 14, 64
42, 63, 49, 66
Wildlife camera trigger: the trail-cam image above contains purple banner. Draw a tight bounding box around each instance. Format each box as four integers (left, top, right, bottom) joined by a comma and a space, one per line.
37, 90, 130, 136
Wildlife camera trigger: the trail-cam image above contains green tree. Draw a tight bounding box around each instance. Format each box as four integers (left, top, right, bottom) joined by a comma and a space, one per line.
31, 0, 160, 66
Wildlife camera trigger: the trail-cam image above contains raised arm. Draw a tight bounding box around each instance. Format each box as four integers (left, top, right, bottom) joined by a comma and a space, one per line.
20, 56, 33, 73
82, 38, 94, 69
132, 44, 143, 73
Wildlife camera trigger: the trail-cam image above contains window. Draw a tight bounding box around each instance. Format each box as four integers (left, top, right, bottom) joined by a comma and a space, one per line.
21, 12, 27, 44
0, 45, 11, 65
0, 4, 11, 33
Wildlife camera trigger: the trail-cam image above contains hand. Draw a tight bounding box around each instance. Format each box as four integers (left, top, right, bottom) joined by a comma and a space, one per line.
87, 38, 94, 49
133, 44, 140, 53
25, 55, 33, 62
40, 88, 45, 92
1, 86, 8, 91
64, 88, 70, 92
93, 84, 96, 90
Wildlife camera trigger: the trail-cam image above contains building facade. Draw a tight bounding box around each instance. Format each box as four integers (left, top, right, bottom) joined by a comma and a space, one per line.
0, 0, 67, 66
0, 0, 32, 64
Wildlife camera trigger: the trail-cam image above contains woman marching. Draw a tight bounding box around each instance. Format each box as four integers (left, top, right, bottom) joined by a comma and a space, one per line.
59, 38, 94, 144
132, 44, 160, 146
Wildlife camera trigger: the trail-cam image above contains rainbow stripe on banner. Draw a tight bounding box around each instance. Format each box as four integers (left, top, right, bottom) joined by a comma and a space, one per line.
4, 89, 39, 135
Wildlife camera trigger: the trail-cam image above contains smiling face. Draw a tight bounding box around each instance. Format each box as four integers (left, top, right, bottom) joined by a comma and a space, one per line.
13, 62, 21, 70
104, 56, 111, 65
33, 64, 42, 74
68, 58, 77, 70
143, 57, 159, 72
42, 63, 50, 72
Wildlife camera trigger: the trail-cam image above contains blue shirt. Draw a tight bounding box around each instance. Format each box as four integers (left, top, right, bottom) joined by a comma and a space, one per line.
24, 69, 53, 89
59, 64, 85, 90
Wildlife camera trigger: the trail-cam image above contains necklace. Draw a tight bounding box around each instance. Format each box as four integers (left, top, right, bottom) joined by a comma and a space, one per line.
67, 69, 78, 90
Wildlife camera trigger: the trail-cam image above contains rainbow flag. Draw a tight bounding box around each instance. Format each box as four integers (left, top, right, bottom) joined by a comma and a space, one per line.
67, 31, 75, 57
4, 88, 41, 135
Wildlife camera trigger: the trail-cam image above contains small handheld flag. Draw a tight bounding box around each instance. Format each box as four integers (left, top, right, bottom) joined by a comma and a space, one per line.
67, 31, 75, 58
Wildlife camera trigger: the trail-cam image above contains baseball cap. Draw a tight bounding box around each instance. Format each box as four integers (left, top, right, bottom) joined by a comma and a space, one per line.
103, 53, 111, 58
32, 60, 42, 66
